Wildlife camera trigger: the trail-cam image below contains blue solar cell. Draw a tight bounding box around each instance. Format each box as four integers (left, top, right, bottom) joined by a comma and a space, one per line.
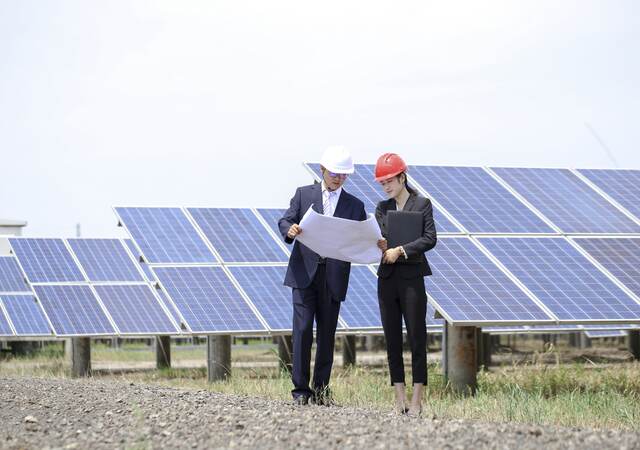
255, 209, 288, 244
339, 266, 381, 329
574, 238, 640, 299
188, 208, 288, 263
479, 237, 640, 322
154, 286, 184, 328
305, 163, 461, 233
152, 266, 266, 333
227, 266, 292, 331
0, 305, 13, 335
585, 330, 627, 338
67, 239, 145, 282
123, 239, 155, 280
0, 257, 30, 292
491, 168, 640, 234
426, 238, 552, 323
9, 238, 85, 283
578, 169, 640, 221
115, 207, 217, 264
94, 285, 178, 334
33, 285, 115, 335
1, 295, 51, 335
408, 166, 555, 234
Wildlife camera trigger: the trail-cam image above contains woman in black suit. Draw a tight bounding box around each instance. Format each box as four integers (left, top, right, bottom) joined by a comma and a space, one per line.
374, 153, 437, 416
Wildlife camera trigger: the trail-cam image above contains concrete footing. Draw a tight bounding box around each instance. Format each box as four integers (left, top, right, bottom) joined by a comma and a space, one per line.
70, 337, 91, 378
155, 336, 171, 369
444, 323, 477, 395
207, 335, 231, 382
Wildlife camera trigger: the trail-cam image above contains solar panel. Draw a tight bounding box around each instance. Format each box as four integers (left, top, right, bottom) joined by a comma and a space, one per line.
9, 238, 85, 283
114, 207, 217, 264
578, 169, 640, 221
0, 305, 13, 335
408, 166, 555, 234
227, 265, 292, 331
573, 238, 640, 299
305, 163, 461, 233
339, 266, 382, 329
154, 285, 185, 328
187, 208, 288, 263
67, 239, 145, 282
93, 284, 179, 334
0, 257, 30, 292
255, 208, 288, 244
152, 266, 266, 333
123, 239, 155, 280
32, 285, 115, 336
479, 237, 640, 322
426, 237, 553, 324
1, 295, 51, 336
585, 330, 627, 338
490, 168, 640, 234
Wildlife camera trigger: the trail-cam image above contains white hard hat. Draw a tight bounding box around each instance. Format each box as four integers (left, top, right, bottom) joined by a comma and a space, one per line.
319, 145, 355, 174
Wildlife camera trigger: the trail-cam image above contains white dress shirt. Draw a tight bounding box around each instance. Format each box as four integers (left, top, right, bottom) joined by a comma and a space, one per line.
321, 182, 342, 217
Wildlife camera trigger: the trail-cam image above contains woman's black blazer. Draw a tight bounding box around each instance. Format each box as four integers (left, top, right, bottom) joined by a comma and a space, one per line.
375, 193, 437, 279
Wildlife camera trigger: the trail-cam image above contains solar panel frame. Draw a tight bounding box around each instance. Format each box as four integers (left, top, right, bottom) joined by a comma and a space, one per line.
123, 239, 156, 281
406, 165, 558, 234
478, 236, 640, 324
0, 256, 30, 293
303, 162, 463, 234
151, 265, 269, 334
585, 330, 627, 338
0, 294, 52, 336
67, 238, 146, 283
186, 208, 289, 263
425, 236, 556, 326
113, 206, 219, 264
0, 301, 15, 336
255, 208, 289, 248
9, 238, 86, 283
488, 167, 640, 234
93, 284, 181, 335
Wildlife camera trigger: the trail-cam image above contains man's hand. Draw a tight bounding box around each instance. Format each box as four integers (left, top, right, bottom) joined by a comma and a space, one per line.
287, 224, 302, 239
383, 247, 401, 264
377, 239, 388, 252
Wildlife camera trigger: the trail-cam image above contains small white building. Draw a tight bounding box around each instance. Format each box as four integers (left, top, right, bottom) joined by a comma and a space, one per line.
0, 218, 27, 255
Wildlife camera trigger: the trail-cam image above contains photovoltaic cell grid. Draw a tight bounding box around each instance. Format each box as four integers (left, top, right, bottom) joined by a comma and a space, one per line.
152, 266, 266, 333
0, 257, 30, 292
227, 266, 292, 331
479, 237, 640, 322
573, 238, 640, 299
255, 208, 288, 245
491, 168, 640, 234
578, 169, 640, 221
408, 166, 555, 234
0, 306, 12, 335
426, 238, 553, 324
188, 208, 288, 263
339, 266, 382, 329
94, 285, 178, 334
67, 239, 144, 282
9, 238, 85, 283
115, 207, 217, 264
33, 285, 115, 335
1, 295, 51, 335
123, 239, 155, 281
305, 163, 461, 233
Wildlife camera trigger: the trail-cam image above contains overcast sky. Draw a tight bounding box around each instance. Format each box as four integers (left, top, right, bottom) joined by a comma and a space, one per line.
1, 1, 638, 237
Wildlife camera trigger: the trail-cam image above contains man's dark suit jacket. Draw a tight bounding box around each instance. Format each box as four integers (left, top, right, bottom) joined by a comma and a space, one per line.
279, 182, 367, 301
375, 192, 437, 279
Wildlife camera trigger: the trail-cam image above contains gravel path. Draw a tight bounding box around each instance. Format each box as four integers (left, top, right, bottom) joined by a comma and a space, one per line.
1, 377, 638, 449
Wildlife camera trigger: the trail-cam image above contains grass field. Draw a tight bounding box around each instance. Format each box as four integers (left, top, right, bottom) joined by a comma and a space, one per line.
1, 340, 639, 431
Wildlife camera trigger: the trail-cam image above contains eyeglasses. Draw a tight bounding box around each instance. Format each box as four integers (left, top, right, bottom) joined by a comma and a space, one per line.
327, 171, 348, 179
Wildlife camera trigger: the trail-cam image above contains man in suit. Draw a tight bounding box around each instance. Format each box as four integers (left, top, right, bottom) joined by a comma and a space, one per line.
279, 146, 367, 405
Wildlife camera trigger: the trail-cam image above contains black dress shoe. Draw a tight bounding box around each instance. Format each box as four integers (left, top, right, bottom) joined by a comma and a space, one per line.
292, 395, 309, 405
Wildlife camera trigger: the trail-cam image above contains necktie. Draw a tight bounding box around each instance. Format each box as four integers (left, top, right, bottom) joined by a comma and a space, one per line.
324, 190, 336, 216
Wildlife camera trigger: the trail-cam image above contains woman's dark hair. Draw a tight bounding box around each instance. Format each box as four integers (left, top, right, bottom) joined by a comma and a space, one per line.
398, 172, 417, 195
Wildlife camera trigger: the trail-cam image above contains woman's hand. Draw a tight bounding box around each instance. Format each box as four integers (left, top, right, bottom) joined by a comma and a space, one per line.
383, 247, 401, 264
377, 239, 388, 252
287, 224, 302, 239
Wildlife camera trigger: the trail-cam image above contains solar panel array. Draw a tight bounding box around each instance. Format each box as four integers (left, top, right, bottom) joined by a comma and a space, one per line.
578, 169, 640, 221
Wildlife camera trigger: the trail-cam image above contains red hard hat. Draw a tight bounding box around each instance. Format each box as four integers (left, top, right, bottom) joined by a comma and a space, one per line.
374, 153, 408, 182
